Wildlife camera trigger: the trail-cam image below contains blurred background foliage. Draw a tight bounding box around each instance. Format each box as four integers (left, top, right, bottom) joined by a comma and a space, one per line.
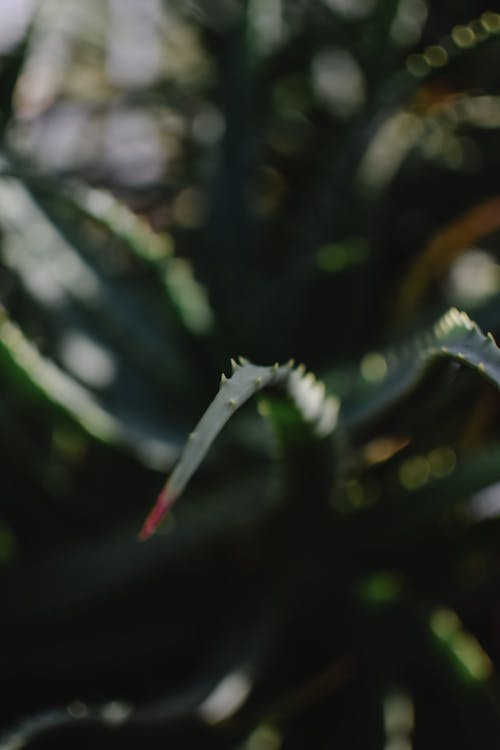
3, 0, 500, 747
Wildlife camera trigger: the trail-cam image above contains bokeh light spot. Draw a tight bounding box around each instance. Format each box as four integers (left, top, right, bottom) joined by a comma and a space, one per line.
424, 45, 448, 68
361, 352, 388, 383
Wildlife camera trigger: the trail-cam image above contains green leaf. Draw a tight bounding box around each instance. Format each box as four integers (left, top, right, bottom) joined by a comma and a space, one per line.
140, 359, 339, 538
141, 307, 500, 539
0, 306, 120, 444
0, 169, 200, 466
56, 183, 215, 337
0, 166, 194, 389
341, 308, 500, 431
0, 305, 179, 466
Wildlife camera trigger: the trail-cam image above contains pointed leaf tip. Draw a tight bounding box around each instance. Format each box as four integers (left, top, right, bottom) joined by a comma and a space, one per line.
139, 485, 176, 541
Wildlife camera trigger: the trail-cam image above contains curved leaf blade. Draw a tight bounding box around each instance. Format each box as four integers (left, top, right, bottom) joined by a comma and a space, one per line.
140, 359, 339, 539
342, 308, 500, 430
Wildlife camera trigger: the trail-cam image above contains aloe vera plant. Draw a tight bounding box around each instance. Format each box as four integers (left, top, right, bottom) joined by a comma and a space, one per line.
4, 2, 500, 749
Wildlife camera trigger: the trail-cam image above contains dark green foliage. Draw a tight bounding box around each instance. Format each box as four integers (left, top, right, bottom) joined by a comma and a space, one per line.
3, 2, 500, 748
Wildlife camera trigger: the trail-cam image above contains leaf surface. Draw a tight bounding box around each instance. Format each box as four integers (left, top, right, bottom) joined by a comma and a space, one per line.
140, 359, 339, 538
341, 308, 500, 430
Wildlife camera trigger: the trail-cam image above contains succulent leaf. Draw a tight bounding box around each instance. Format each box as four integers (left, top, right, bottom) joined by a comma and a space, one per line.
342, 308, 500, 429
140, 360, 339, 538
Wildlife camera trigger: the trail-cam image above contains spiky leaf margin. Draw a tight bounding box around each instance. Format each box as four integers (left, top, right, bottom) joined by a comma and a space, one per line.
341, 308, 500, 429
140, 359, 339, 539
141, 308, 500, 539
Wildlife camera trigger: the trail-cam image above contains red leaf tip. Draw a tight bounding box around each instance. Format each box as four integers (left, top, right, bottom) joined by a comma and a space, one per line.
138, 486, 175, 541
